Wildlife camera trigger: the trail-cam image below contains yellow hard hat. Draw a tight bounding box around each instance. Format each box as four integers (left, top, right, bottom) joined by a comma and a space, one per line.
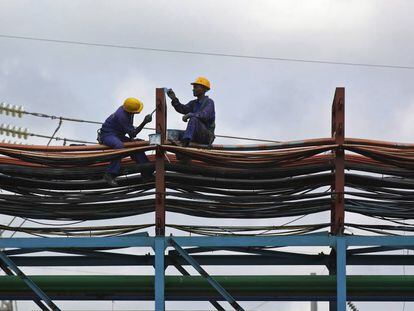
123, 97, 143, 113
191, 76, 210, 90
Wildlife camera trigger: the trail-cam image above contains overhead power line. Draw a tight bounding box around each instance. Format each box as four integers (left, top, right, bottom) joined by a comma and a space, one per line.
1, 102, 281, 143
0, 123, 94, 144
1, 34, 414, 70
1, 102, 101, 124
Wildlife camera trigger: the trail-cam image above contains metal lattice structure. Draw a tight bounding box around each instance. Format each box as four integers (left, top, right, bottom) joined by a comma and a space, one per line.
0, 88, 414, 311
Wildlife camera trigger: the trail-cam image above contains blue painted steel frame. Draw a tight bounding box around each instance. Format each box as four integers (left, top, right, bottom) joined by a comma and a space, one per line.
336, 237, 346, 311
0, 251, 61, 311
170, 238, 245, 311
2, 234, 414, 249
154, 236, 165, 311
1, 233, 414, 310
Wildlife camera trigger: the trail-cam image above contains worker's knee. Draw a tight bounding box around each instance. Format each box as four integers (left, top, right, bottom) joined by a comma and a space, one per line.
102, 136, 124, 149
187, 116, 201, 127
112, 142, 124, 149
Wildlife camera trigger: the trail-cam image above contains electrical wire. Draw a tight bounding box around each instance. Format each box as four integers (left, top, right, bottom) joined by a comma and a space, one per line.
0, 138, 334, 222
26, 130, 96, 145
3, 104, 283, 143
47, 117, 63, 146
1, 136, 414, 235
1, 34, 413, 70
9, 218, 26, 238
0, 223, 153, 237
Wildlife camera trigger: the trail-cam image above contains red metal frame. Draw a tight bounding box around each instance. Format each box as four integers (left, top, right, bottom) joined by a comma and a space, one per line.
154, 86, 345, 236
331, 87, 345, 235
155, 88, 167, 236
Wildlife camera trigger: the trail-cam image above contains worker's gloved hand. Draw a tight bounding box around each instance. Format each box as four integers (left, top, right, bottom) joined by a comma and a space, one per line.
182, 114, 191, 122
167, 89, 177, 100
144, 114, 152, 124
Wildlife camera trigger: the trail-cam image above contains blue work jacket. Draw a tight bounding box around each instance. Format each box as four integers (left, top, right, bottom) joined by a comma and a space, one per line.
100, 106, 137, 138
172, 95, 215, 133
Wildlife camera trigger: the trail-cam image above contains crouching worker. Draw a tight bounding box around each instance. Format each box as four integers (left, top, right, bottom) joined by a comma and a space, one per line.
99, 97, 153, 187
167, 76, 215, 147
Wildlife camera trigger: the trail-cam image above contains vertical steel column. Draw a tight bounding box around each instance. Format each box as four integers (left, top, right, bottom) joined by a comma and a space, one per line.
329, 88, 345, 311
155, 88, 167, 236
154, 88, 166, 310
154, 236, 165, 311
336, 237, 347, 311
331, 87, 345, 235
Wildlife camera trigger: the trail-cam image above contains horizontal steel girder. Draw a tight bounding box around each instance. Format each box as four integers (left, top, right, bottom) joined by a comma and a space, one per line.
3, 235, 414, 249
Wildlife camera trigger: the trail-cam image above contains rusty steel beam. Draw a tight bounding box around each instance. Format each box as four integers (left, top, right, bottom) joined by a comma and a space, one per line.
330, 87, 345, 235
155, 88, 167, 236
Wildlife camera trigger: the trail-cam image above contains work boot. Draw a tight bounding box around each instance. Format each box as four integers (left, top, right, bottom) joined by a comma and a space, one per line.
104, 173, 118, 187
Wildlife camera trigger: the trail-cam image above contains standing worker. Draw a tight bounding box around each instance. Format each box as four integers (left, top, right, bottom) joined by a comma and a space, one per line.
99, 97, 153, 187
167, 76, 215, 146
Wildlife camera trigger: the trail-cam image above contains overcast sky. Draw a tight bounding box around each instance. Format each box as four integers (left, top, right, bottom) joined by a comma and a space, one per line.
1, 1, 414, 310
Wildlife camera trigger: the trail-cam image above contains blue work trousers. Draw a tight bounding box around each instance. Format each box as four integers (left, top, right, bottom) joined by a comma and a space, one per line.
102, 135, 149, 176
182, 117, 214, 144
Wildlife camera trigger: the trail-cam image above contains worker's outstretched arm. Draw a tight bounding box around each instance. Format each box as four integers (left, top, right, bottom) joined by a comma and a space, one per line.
133, 114, 152, 137
167, 89, 193, 114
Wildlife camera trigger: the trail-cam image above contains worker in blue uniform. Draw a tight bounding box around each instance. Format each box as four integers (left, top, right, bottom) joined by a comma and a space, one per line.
167, 76, 215, 147
99, 97, 152, 187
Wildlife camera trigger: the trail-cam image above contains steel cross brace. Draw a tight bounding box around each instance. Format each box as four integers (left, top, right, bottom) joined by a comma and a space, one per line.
170, 257, 225, 311
0, 251, 61, 311
0, 260, 49, 311
170, 238, 245, 311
